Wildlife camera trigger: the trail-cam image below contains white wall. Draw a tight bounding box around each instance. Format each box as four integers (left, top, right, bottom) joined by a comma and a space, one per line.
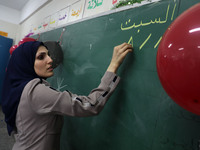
0, 4, 20, 42
17, 0, 80, 43
18, 0, 157, 43
0, 5, 21, 24
20, 0, 51, 23
1, 0, 158, 44
0, 20, 20, 43
0, 0, 53, 44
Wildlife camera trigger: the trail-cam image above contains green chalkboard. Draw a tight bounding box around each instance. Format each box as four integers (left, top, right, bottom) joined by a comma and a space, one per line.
32, 0, 200, 149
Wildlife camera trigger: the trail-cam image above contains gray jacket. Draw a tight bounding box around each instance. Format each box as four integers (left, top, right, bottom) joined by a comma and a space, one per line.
12, 71, 120, 150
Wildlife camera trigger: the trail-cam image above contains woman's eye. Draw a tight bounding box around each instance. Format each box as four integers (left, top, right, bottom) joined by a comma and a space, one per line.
37, 54, 45, 60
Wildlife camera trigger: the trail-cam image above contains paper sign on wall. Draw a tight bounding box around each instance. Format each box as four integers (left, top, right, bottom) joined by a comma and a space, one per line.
112, 0, 117, 5
83, 0, 111, 18
0, 31, 8, 37
68, 1, 84, 22
37, 22, 43, 33
57, 7, 70, 27
42, 16, 50, 31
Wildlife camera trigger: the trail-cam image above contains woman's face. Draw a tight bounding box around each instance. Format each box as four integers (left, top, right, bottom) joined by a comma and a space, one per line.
34, 46, 54, 78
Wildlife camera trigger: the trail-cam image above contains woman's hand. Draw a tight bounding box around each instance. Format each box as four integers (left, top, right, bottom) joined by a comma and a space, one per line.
107, 43, 133, 73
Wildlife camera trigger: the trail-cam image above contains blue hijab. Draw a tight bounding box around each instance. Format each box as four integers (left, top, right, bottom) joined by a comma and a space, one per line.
1, 41, 44, 135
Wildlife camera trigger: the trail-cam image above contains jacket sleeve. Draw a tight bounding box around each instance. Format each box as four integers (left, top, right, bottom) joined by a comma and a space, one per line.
27, 71, 120, 117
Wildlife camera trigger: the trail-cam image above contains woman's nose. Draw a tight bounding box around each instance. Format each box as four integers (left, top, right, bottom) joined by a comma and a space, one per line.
47, 55, 53, 64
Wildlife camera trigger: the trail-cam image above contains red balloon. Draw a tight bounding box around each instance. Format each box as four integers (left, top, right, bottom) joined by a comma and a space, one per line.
157, 3, 200, 115
18, 37, 36, 46
9, 45, 18, 55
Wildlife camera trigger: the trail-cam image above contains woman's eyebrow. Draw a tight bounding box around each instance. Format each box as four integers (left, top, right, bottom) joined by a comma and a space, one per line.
37, 52, 47, 55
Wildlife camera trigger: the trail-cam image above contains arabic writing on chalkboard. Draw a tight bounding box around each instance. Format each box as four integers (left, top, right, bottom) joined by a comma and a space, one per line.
123, 3, 177, 50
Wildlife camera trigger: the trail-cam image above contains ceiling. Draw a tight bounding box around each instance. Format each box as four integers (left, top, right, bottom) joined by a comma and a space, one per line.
0, 0, 30, 10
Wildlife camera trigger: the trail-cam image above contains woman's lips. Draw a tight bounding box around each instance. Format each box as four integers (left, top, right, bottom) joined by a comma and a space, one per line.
47, 66, 53, 71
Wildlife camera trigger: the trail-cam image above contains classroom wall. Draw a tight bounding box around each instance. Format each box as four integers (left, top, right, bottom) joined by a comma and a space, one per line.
18, 0, 154, 43
0, 5, 21, 24
20, 0, 51, 23
0, 0, 151, 44
0, 4, 20, 42
18, 0, 79, 43
0, 20, 20, 43
0, 0, 69, 44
